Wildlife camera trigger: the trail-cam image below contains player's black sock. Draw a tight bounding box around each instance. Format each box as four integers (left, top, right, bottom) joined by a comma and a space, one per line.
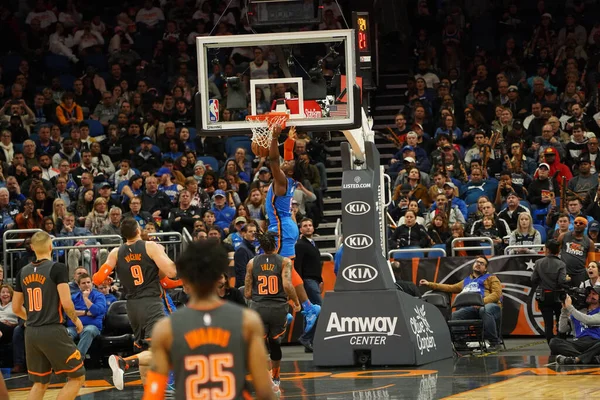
124, 356, 140, 369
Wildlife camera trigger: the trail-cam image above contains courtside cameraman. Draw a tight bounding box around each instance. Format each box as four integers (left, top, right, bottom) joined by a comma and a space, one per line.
550, 285, 600, 365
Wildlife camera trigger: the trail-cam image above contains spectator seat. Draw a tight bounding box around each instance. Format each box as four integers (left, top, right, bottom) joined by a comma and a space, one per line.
533, 224, 547, 244
197, 156, 219, 172
99, 300, 134, 358
446, 291, 485, 353
391, 247, 424, 260
59, 74, 75, 91
85, 119, 104, 137
44, 54, 71, 75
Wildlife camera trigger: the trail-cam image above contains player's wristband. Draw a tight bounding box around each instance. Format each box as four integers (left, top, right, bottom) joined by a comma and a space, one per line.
93, 264, 115, 286
142, 370, 168, 400
160, 276, 182, 289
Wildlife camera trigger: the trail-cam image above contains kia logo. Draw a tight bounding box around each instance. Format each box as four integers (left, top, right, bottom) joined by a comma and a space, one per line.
345, 201, 370, 216
344, 234, 373, 250
342, 264, 378, 283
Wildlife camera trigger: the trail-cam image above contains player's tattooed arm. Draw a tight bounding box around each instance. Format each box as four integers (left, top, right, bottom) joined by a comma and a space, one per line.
282, 258, 300, 311
244, 260, 254, 299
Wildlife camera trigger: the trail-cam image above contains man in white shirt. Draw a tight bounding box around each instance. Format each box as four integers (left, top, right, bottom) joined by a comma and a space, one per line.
25, 0, 57, 29
136, 0, 165, 29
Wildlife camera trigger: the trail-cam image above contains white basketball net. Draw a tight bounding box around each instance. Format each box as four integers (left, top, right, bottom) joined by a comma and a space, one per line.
248, 114, 289, 148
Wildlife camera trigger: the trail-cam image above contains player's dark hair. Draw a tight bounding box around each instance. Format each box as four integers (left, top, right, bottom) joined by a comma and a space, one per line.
177, 238, 228, 296
545, 239, 560, 255
121, 217, 140, 240
257, 231, 277, 253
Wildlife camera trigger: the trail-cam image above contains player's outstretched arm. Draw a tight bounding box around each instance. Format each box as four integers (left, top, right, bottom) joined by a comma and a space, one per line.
269, 125, 288, 196
244, 309, 277, 400
282, 257, 301, 311
147, 241, 177, 278
93, 247, 118, 286
244, 260, 254, 299
142, 317, 172, 400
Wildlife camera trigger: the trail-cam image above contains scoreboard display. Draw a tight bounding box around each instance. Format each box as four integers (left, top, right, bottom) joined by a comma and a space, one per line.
248, 0, 323, 27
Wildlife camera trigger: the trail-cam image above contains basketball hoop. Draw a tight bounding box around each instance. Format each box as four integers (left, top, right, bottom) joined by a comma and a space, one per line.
246, 112, 289, 148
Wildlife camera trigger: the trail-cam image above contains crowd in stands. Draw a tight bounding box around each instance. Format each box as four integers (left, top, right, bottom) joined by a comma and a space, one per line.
0, 0, 346, 372
386, 0, 600, 259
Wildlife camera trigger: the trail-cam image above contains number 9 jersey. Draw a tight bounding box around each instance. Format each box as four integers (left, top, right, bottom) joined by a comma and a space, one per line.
116, 240, 162, 299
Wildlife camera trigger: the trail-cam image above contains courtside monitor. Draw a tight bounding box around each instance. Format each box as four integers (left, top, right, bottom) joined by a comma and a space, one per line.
195, 30, 360, 135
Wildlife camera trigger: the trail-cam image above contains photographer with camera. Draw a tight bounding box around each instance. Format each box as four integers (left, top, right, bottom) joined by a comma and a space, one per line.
532, 239, 570, 343
550, 285, 600, 365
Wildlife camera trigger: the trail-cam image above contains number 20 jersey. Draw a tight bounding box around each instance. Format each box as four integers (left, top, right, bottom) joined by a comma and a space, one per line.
116, 240, 161, 299
251, 254, 287, 303
170, 302, 251, 400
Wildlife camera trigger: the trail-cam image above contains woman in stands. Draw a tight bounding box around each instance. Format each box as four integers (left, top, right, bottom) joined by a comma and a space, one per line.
427, 212, 451, 244
223, 158, 251, 183
435, 114, 462, 143
15, 198, 43, 233
174, 155, 193, 177
120, 174, 143, 209
200, 170, 218, 197
508, 213, 542, 254
217, 176, 241, 207
163, 138, 183, 161
71, 188, 95, 226
398, 199, 425, 226
225, 172, 248, 203
52, 198, 67, 231
0, 285, 17, 346
41, 216, 58, 236
185, 176, 211, 211
390, 210, 433, 249
85, 197, 110, 234
580, 262, 600, 289
491, 107, 514, 135
90, 142, 115, 178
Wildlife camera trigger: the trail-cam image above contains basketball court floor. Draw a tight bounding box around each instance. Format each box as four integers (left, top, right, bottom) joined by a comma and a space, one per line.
4, 339, 597, 399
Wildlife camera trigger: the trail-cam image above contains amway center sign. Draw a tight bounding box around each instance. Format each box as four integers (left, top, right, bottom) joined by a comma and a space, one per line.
323, 312, 400, 345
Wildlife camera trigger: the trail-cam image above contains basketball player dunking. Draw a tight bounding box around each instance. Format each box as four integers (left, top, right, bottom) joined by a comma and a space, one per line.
92, 218, 179, 390
267, 126, 321, 333
11, 231, 86, 400
142, 239, 276, 400
245, 231, 300, 390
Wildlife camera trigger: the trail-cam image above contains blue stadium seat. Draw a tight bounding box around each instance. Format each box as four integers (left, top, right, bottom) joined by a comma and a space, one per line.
391, 247, 425, 260
188, 127, 197, 139
225, 136, 252, 157
85, 119, 104, 137
2, 54, 22, 74
44, 54, 71, 75
519, 200, 531, 210
533, 224, 547, 244
198, 156, 219, 171
467, 203, 479, 216
59, 74, 75, 91
83, 53, 108, 72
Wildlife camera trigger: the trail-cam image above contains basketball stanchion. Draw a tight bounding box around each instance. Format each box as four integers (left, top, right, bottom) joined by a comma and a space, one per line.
312, 140, 453, 367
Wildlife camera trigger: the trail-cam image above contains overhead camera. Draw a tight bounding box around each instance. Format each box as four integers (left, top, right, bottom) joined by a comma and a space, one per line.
226, 76, 241, 90
329, 46, 340, 58
211, 57, 220, 66
287, 56, 295, 68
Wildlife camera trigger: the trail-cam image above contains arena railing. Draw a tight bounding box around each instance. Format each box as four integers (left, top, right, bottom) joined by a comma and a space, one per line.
3, 228, 44, 281
504, 244, 545, 255
320, 252, 334, 262
334, 218, 342, 250
147, 232, 183, 261
182, 227, 193, 252
451, 237, 495, 256
388, 247, 447, 259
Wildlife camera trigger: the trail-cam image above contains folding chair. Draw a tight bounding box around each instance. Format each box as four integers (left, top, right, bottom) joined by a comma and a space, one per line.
446, 292, 486, 353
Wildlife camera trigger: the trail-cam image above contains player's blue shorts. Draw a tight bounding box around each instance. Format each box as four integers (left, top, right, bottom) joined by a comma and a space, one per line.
269, 219, 299, 258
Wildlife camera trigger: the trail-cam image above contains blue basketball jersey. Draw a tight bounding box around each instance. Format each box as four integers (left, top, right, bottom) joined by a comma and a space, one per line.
266, 178, 299, 257
266, 178, 297, 228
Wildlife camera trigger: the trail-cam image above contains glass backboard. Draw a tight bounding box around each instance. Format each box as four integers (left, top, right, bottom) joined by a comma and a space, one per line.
195, 29, 360, 135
